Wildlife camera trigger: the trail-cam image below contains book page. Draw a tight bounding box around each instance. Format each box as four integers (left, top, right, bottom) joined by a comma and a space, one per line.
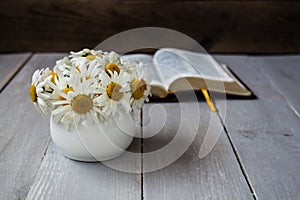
153, 48, 234, 85
121, 54, 167, 89
220, 64, 248, 90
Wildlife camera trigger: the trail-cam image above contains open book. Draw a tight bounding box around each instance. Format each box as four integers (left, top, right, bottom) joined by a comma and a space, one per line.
122, 48, 251, 98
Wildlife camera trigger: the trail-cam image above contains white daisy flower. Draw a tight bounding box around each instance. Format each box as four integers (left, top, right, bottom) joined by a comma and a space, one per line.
54, 55, 100, 82
50, 68, 74, 92
95, 71, 131, 116
69, 48, 91, 67
128, 62, 151, 109
102, 51, 123, 75
29, 68, 52, 115
54, 56, 72, 77
76, 61, 103, 80
70, 48, 104, 69
47, 74, 105, 130
121, 58, 138, 74
87, 49, 105, 69
29, 49, 152, 129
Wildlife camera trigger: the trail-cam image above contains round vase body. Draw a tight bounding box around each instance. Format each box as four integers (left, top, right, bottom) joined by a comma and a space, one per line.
50, 112, 135, 162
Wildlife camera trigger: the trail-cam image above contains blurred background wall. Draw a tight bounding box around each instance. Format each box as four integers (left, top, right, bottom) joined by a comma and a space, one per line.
1, 0, 300, 53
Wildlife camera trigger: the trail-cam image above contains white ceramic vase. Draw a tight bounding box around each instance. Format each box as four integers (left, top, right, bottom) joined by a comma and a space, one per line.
50, 111, 136, 162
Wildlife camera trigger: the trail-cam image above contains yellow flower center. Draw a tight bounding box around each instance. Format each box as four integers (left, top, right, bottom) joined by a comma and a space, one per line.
29, 84, 37, 102
86, 55, 96, 61
106, 82, 124, 101
59, 87, 74, 100
105, 63, 120, 75
71, 95, 93, 114
50, 71, 57, 84
131, 79, 147, 100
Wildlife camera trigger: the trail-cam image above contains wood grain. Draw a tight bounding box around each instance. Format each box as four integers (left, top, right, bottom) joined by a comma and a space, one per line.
213, 55, 300, 200
250, 56, 300, 118
0, 53, 65, 200
26, 143, 142, 200
26, 110, 142, 200
2, 53, 299, 199
0, 1, 300, 53
142, 101, 253, 200
0, 53, 31, 92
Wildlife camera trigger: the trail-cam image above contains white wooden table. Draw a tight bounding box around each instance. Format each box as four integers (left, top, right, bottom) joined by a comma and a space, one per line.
0, 53, 299, 200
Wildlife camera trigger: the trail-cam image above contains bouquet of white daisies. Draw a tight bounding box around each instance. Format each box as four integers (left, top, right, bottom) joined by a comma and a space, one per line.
29, 49, 151, 130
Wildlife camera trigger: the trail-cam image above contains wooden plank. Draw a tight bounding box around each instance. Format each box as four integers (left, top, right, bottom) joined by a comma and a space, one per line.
26, 141, 141, 200
250, 56, 300, 117
213, 55, 300, 200
142, 100, 253, 199
0, 53, 31, 91
0, 53, 66, 200
26, 112, 142, 199
0, 1, 300, 53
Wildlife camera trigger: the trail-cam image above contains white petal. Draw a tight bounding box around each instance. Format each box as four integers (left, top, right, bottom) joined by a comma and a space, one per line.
52, 105, 71, 115
100, 72, 110, 86
95, 94, 107, 104
52, 100, 70, 105
37, 98, 48, 115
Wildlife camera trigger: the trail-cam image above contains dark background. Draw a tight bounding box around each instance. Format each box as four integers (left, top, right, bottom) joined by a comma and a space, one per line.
1, 0, 300, 54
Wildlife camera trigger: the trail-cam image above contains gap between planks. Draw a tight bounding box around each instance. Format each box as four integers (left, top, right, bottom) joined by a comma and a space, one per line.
212, 55, 258, 200
141, 108, 144, 200
215, 109, 257, 200
214, 55, 300, 199
0, 53, 33, 93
